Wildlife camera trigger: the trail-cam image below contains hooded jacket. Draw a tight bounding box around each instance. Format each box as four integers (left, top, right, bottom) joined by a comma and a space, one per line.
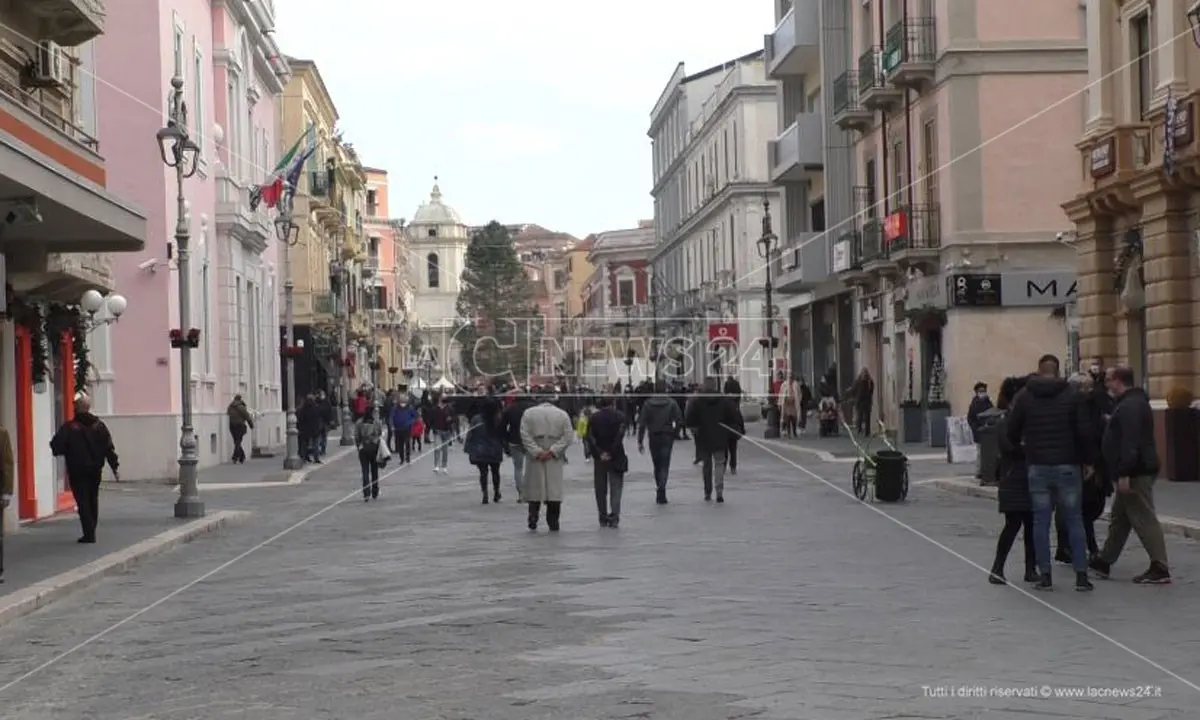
1006, 376, 1093, 467
637, 395, 682, 443
1102, 387, 1159, 480
685, 395, 740, 449
391, 403, 418, 431
50, 412, 118, 478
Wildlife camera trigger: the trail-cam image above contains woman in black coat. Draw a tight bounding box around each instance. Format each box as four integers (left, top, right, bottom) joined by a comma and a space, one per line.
989, 375, 1038, 585
464, 402, 505, 504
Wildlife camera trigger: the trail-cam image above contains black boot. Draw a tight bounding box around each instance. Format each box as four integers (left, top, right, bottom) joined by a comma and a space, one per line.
546, 501, 561, 532
988, 559, 1006, 585
655, 489, 667, 505
527, 501, 540, 531
493, 478, 501, 503
480, 477, 489, 504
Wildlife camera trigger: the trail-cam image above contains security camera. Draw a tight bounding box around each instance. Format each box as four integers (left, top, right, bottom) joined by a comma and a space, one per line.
138, 258, 163, 272
4, 198, 41, 226
1056, 230, 1077, 244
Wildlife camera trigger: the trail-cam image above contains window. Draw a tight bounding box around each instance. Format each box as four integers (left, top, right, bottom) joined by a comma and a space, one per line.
201, 263, 211, 374
810, 199, 826, 232
426, 253, 440, 288
1132, 12, 1152, 119
192, 44, 204, 152
861, 2, 873, 49
172, 15, 184, 77
427, 227, 437, 237
891, 140, 905, 211
922, 119, 939, 206
618, 277, 635, 306
367, 189, 377, 216
864, 158, 877, 217
227, 74, 240, 180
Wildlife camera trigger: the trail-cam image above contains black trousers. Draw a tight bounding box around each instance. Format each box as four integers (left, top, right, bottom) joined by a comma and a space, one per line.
1056, 502, 1103, 555
359, 450, 380, 498
726, 438, 739, 472
70, 470, 102, 540
392, 433, 412, 463
527, 500, 561, 530
993, 511, 1036, 575
230, 426, 247, 463
476, 462, 500, 497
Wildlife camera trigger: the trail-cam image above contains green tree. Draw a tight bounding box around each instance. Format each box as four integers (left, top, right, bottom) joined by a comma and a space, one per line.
455, 221, 539, 382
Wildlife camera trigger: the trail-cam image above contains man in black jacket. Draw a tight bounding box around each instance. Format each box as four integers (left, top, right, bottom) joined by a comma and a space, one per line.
587, 397, 627, 527
637, 381, 683, 504
1090, 366, 1169, 583
500, 392, 536, 501
685, 377, 741, 503
50, 395, 119, 543
1006, 354, 1094, 591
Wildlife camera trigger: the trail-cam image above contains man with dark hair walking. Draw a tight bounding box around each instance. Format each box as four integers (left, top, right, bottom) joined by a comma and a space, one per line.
50, 395, 119, 544
1090, 365, 1170, 584
685, 376, 741, 503
1006, 354, 1094, 591
638, 381, 683, 504
587, 396, 627, 527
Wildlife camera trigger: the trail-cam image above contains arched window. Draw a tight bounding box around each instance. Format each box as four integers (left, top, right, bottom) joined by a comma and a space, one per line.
427, 253, 440, 288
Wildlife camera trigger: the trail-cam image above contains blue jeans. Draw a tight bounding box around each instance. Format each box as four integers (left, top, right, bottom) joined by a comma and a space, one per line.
1028, 465, 1088, 573
434, 430, 453, 469
510, 448, 526, 498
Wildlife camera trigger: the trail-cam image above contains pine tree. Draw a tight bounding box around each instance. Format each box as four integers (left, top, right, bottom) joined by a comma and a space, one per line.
455, 221, 539, 382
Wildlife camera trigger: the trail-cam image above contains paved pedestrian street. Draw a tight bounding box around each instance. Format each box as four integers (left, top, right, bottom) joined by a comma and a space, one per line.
0, 439, 1198, 719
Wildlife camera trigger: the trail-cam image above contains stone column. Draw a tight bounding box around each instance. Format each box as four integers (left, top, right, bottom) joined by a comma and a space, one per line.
1154, 0, 1189, 104
1084, 0, 1114, 134
1139, 188, 1195, 398
1071, 210, 1119, 364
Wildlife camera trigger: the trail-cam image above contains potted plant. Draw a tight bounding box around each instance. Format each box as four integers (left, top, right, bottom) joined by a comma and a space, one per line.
1165, 386, 1198, 482
925, 355, 950, 448
904, 305, 947, 335
899, 356, 923, 443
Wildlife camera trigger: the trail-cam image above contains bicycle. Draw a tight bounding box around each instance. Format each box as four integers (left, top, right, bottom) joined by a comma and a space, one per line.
849, 419, 909, 503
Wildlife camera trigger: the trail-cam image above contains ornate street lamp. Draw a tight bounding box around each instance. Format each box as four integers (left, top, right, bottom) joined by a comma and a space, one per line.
756, 195, 780, 439
329, 258, 354, 446
157, 76, 205, 518
79, 289, 127, 331
275, 202, 304, 469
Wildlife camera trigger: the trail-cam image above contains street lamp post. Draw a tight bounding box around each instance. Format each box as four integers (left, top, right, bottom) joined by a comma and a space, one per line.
621, 305, 634, 389
756, 195, 781, 439
156, 76, 205, 518
332, 260, 354, 446
274, 198, 303, 469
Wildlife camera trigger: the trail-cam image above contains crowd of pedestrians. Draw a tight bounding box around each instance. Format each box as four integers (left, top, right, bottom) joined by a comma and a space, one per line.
989, 355, 1169, 590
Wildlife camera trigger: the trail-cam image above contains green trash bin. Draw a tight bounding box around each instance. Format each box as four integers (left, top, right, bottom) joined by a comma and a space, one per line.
872, 450, 908, 502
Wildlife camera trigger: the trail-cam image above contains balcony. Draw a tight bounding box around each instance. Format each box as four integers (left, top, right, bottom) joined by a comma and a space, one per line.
769, 113, 823, 183
9, 251, 112, 302
831, 230, 868, 285
860, 218, 897, 275
362, 254, 379, 276
883, 204, 941, 267
313, 293, 334, 316
832, 71, 873, 132
1076, 124, 1153, 213
215, 174, 268, 252
765, 0, 818, 79
369, 308, 403, 327
883, 18, 936, 90
26, 0, 105, 46
775, 232, 825, 293
857, 48, 902, 112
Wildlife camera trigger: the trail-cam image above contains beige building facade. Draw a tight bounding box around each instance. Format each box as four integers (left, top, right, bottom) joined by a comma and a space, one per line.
829, 0, 1087, 429
1063, 0, 1200, 442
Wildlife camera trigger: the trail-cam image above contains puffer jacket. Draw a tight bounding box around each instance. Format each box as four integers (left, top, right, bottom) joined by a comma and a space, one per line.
1006, 376, 1093, 467
464, 414, 504, 465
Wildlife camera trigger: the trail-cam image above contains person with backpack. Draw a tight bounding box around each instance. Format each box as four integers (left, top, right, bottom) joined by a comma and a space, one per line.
50, 395, 119, 543
354, 407, 385, 502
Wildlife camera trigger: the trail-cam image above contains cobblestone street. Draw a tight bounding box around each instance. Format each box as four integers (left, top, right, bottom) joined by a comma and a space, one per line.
0, 438, 1197, 719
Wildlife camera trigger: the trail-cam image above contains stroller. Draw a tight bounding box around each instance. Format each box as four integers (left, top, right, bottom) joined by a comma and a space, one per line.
817, 396, 839, 437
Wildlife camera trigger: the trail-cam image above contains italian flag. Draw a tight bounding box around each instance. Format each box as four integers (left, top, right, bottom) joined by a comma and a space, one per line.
249, 127, 310, 211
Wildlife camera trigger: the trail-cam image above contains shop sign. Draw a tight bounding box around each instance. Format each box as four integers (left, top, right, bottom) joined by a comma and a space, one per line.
999, 270, 1077, 307
1090, 137, 1115, 178
904, 274, 946, 310
948, 274, 1002, 308
831, 240, 850, 272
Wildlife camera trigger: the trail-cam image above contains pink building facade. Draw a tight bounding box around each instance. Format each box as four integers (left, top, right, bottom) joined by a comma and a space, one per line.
95, 0, 287, 480
829, 0, 1087, 425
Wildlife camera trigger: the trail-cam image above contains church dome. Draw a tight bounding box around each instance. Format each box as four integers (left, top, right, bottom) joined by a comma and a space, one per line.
411, 178, 462, 226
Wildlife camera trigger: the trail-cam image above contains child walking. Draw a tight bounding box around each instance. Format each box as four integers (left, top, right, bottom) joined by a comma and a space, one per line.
412, 417, 425, 453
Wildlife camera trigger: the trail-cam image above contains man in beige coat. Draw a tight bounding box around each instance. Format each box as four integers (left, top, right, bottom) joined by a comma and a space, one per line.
520, 395, 574, 531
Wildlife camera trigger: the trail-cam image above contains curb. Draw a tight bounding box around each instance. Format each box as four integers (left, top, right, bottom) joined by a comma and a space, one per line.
762, 438, 946, 464
196, 445, 357, 490
925, 477, 1200, 541
0, 510, 250, 628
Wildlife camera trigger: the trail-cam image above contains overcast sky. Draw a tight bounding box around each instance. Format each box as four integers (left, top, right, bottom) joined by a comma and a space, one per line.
276, 0, 775, 238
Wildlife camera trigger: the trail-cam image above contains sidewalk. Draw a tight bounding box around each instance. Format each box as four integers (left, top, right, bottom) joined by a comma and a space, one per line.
926, 475, 1200, 540
0, 439, 351, 627
764, 432, 945, 462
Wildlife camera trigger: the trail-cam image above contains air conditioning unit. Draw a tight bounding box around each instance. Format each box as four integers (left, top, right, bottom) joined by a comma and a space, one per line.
32, 41, 67, 87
